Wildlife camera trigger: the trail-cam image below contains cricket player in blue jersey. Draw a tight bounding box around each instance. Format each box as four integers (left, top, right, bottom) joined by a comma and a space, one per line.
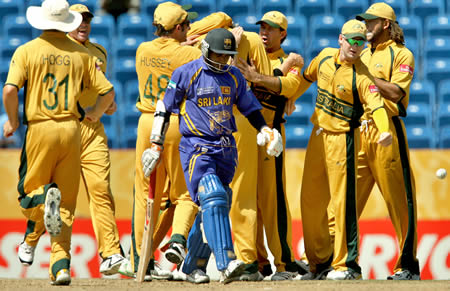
141, 28, 283, 284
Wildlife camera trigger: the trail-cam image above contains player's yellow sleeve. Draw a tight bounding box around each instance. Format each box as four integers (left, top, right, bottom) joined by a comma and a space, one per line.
391, 47, 415, 111
279, 64, 302, 99
188, 12, 232, 37
244, 31, 272, 75
289, 52, 322, 100
372, 107, 389, 133
5, 46, 27, 88
84, 55, 113, 96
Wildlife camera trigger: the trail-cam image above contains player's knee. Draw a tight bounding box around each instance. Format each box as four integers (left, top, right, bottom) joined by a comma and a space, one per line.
198, 174, 228, 210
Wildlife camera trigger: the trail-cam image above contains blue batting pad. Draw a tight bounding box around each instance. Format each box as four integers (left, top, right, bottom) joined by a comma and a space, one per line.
198, 174, 235, 271
182, 212, 211, 275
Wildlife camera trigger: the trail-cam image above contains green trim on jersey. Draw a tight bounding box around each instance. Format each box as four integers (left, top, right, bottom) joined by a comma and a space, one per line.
388, 46, 394, 82
350, 65, 364, 129
91, 43, 107, 60
18, 131, 28, 199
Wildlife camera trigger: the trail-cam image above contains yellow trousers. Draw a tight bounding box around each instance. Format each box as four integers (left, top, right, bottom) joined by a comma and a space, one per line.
19, 118, 80, 280
357, 117, 419, 274
230, 109, 295, 272
24, 120, 122, 260
130, 113, 197, 272
301, 126, 360, 274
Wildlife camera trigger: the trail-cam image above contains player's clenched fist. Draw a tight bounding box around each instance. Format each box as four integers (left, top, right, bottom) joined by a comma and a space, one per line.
142, 143, 163, 177
256, 126, 283, 157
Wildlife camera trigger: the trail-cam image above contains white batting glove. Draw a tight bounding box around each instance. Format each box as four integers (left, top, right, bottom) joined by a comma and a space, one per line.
142, 143, 163, 177
256, 126, 283, 157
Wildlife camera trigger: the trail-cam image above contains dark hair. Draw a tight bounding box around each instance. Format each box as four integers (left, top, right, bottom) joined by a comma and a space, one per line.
153, 17, 189, 37
280, 28, 286, 44
389, 20, 405, 45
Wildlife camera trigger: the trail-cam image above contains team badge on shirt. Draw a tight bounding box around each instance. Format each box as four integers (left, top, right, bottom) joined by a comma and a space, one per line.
399, 64, 414, 75
369, 85, 379, 93
95, 57, 103, 71
221, 86, 231, 95
168, 80, 176, 89
337, 84, 345, 92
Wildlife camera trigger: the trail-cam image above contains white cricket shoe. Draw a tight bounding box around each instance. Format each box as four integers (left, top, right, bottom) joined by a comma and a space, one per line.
51, 269, 71, 285
387, 270, 420, 280
118, 258, 134, 278
271, 271, 298, 281
165, 242, 186, 265
186, 269, 210, 284
326, 269, 362, 280
220, 259, 245, 284
150, 261, 173, 280
44, 187, 62, 237
18, 241, 35, 266
238, 270, 264, 281
172, 268, 187, 281
100, 253, 125, 275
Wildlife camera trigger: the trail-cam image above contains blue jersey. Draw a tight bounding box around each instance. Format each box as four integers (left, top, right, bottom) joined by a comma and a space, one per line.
163, 58, 262, 148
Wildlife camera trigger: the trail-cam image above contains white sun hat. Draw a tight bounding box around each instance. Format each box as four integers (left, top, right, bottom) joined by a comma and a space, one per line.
26, 0, 82, 32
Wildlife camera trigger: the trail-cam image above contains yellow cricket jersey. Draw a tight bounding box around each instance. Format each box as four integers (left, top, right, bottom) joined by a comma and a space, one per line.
269, 48, 302, 99
135, 37, 201, 113
187, 12, 272, 77
188, 12, 233, 37
299, 47, 385, 132
6, 31, 113, 123
68, 35, 108, 108
187, 13, 273, 120
360, 39, 415, 118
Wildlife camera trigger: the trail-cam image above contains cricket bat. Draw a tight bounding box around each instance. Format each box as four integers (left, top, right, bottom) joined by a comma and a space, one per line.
136, 171, 156, 282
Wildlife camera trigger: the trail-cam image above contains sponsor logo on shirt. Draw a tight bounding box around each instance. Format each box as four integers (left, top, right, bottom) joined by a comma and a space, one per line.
369, 85, 379, 93
336, 84, 346, 92
197, 87, 214, 95
289, 67, 300, 76
399, 64, 414, 75
167, 80, 176, 89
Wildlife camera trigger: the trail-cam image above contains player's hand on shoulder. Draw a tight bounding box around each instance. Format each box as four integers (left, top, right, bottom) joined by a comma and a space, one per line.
231, 26, 244, 47
257, 126, 283, 157
105, 100, 117, 115
377, 131, 392, 147
181, 34, 200, 46
235, 57, 258, 82
142, 143, 164, 177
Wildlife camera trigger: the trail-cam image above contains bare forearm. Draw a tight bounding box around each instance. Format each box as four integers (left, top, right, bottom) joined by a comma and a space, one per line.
3, 85, 19, 127
93, 90, 115, 117
252, 73, 281, 93
374, 78, 404, 103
